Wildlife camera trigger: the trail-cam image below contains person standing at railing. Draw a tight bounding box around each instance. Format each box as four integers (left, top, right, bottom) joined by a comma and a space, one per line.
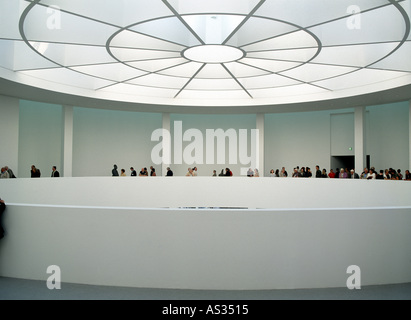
51, 166, 60, 177
31, 165, 41, 178
112, 164, 119, 177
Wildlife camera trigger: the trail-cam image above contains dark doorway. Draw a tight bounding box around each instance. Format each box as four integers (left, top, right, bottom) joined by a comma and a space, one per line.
331, 155, 371, 173
331, 156, 355, 172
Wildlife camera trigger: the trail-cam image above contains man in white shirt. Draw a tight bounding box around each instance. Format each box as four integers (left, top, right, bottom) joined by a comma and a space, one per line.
367, 168, 376, 180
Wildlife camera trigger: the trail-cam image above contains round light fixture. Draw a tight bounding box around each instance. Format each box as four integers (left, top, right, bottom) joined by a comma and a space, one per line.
182, 45, 246, 64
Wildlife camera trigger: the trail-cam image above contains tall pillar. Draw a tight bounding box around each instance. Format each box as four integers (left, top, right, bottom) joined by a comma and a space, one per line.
354, 106, 366, 173
256, 113, 265, 177
62, 105, 73, 177
161, 113, 171, 177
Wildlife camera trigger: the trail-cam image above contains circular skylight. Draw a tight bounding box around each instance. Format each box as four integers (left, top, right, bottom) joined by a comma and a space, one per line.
0, 0, 410, 108
182, 45, 245, 64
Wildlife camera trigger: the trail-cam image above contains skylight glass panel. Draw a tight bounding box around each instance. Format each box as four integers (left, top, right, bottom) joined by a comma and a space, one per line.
371, 42, 411, 72
240, 58, 301, 73
100, 83, 179, 99
241, 30, 319, 52
71, 63, 147, 82
238, 74, 301, 89
281, 64, 358, 83
307, 6, 407, 47
256, 0, 391, 29
312, 42, 400, 68
166, 0, 262, 15
13, 41, 59, 71
109, 48, 181, 63
194, 64, 233, 79
124, 57, 188, 73
156, 61, 205, 77
182, 15, 245, 45
109, 30, 186, 52
22, 6, 120, 46
314, 69, 409, 91
246, 48, 319, 63
127, 73, 189, 89
34, 0, 173, 27
130, 17, 202, 47
21, 68, 114, 90
223, 62, 271, 78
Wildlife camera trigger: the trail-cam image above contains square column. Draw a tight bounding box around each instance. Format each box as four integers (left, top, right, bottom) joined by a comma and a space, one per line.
256, 113, 264, 177
62, 105, 73, 177
161, 113, 171, 177
354, 106, 366, 173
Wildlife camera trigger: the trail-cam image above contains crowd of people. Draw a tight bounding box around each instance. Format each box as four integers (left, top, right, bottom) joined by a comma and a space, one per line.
112, 165, 160, 177
110, 164, 411, 180
0, 166, 16, 179
211, 168, 233, 176
265, 166, 411, 180
0, 165, 61, 179
1, 163, 410, 240
1, 164, 410, 180
112, 165, 235, 177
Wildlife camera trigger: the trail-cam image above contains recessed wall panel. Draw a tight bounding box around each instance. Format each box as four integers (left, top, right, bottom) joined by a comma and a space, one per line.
18, 100, 63, 178
72, 108, 162, 177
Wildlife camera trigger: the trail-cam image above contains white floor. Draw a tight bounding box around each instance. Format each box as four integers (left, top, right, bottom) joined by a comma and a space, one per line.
1, 277, 410, 300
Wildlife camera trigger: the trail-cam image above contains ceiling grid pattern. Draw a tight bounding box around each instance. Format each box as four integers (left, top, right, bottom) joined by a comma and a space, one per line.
0, 0, 410, 108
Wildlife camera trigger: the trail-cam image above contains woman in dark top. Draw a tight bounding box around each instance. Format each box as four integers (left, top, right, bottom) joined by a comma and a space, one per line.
31, 165, 41, 178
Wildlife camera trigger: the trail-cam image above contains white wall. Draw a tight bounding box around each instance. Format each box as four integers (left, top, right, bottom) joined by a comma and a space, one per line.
6, 98, 411, 179
1, 178, 411, 290
366, 101, 410, 171
1, 176, 411, 209
17, 100, 63, 178
0, 95, 19, 176
331, 112, 355, 156
170, 113, 256, 177
265, 105, 410, 175
72, 107, 162, 177
264, 110, 334, 175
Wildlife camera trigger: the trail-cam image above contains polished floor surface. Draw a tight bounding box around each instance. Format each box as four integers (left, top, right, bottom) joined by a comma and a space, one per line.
0, 277, 410, 300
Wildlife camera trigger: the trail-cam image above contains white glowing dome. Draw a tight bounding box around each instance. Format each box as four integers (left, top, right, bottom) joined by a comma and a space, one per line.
0, 0, 410, 110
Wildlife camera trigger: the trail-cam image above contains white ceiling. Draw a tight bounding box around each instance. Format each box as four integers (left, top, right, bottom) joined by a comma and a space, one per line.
1, 0, 411, 112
